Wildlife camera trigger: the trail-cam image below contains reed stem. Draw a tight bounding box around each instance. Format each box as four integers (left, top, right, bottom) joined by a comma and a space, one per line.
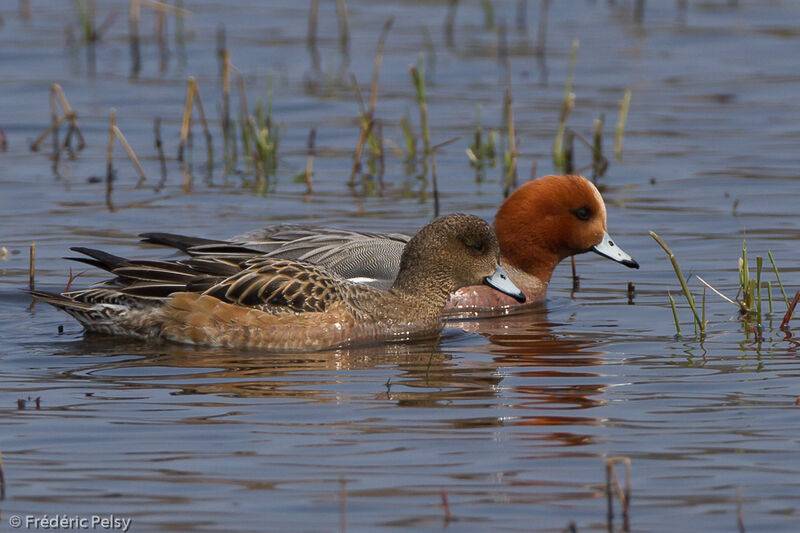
650, 231, 703, 334
409, 56, 430, 167
614, 89, 632, 161
553, 39, 578, 171
29, 242, 35, 290
767, 251, 790, 310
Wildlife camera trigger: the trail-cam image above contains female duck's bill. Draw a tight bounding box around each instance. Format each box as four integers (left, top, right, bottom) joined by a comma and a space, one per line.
484, 265, 526, 302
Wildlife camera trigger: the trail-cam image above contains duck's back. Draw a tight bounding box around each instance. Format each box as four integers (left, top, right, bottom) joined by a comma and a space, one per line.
230, 225, 409, 287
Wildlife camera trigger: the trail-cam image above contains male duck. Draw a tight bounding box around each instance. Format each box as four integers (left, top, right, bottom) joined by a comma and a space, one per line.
32, 214, 524, 351
145, 175, 638, 316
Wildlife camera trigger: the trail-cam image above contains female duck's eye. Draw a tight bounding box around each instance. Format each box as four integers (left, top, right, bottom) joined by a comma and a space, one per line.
572, 206, 591, 221
466, 242, 485, 253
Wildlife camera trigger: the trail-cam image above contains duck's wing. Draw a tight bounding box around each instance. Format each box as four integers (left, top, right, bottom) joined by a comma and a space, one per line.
62, 248, 363, 314
230, 225, 411, 287
200, 257, 351, 313
141, 225, 412, 288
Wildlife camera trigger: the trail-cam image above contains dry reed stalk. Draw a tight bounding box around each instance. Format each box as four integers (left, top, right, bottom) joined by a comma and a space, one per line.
30, 115, 69, 152
29, 242, 35, 290
306, 0, 321, 78
216, 24, 226, 76
112, 125, 147, 186
537, 0, 550, 54
444, 0, 457, 48
563, 129, 574, 174
349, 117, 375, 185
221, 50, 231, 168
50, 82, 59, 165
53, 84, 86, 149
155, 8, 168, 73
347, 19, 392, 182
409, 58, 430, 167
369, 18, 394, 118
780, 289, 800, 330
605, 456, 631, 533
430, 147, 440, 218
440, 488, 452, 522
0, 445, 4, 501
570, 255, 579, 290
106, 108, 116, 185
501, 26, 518, 198
180, 159, 192, 192
190, 80, 214, 174
0, 129, 6, 152
553, 39, 578, 171
129, 0, 141, 75
592, 113, 607, 181
31, 84, 86, 152
178, 76, 196, 162
376, 119, 385, 180
154, 117, 167, 189
615, 89, 632, 161
304, 128, 315, 194
756, 255, 764, 324
696, 275, 738, 308
307, 0, 319, 50
429, 137, 459, 218
335, 0, 349, 56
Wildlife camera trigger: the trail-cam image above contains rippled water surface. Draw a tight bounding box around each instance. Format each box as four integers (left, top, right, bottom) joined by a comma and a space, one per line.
2, 1, 800, 531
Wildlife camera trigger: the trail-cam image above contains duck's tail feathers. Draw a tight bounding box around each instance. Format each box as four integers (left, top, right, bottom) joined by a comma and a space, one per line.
67, 247, 129, 272
139, 232, 222, 252
30, 290, 95, 311
30, 289, 141, 333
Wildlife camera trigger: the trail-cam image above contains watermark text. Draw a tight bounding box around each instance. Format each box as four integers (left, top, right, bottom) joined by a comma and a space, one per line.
8, 515, 131, 532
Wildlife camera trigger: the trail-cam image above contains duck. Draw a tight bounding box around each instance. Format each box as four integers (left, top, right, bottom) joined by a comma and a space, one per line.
31, 214, 525, 351
142, 175, 638, 316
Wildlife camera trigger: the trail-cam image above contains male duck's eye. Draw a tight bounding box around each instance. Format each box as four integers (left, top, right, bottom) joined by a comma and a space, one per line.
572, 206, 591, 221
466, 242, 485, 253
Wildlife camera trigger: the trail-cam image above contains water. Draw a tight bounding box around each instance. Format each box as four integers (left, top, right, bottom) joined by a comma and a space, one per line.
2, 1, 800, 531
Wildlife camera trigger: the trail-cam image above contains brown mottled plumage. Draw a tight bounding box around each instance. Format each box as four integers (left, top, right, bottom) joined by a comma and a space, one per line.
31, 214, 524, 351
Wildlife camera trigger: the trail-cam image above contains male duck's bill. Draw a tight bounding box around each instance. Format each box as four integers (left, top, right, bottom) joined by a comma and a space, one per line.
483, 265, 526, 303
591, 231, 639, 269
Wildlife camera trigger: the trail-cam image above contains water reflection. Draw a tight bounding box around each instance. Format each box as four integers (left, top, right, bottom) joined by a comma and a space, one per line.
40, 308, 611, 450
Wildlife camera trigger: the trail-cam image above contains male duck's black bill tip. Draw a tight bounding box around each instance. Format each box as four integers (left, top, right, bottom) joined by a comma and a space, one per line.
483, 265, 526, 303
621, 258, 640, 269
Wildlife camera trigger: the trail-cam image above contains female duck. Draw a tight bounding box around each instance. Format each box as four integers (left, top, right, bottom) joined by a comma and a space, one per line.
147, 175, 638, 315
32, 214, 524, 351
